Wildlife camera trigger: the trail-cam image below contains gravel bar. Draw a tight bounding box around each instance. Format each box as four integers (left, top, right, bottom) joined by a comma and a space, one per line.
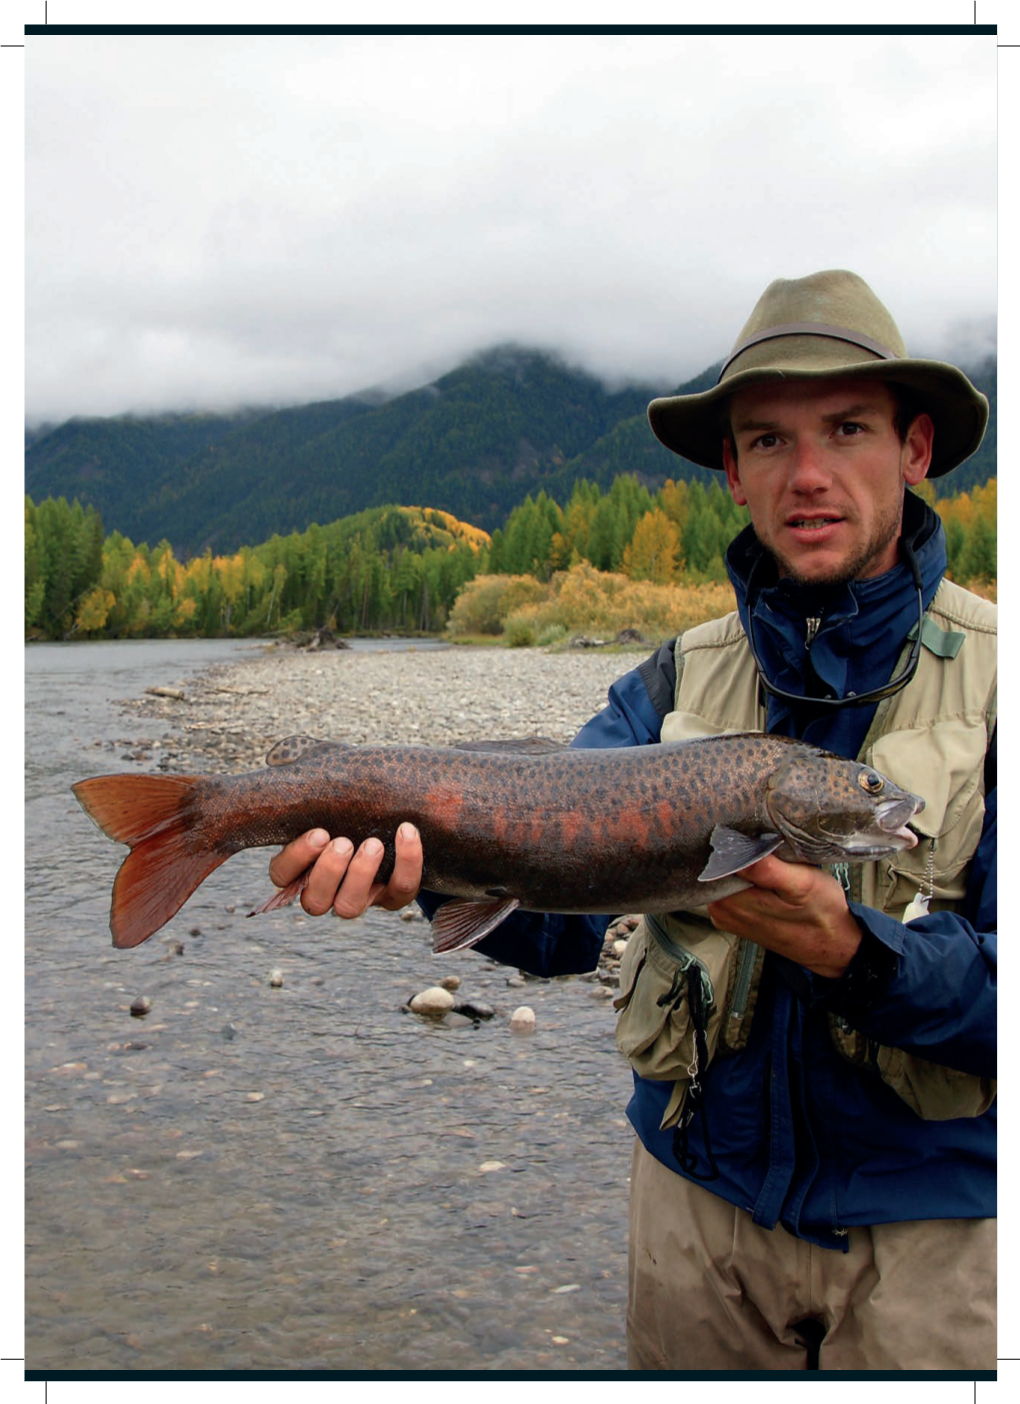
124, 641, 646, 774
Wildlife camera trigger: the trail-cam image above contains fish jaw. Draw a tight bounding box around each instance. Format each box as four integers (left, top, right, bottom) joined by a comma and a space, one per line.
837, 825, 917, 858
838, 792, 925, 856
875, 793, 924, 831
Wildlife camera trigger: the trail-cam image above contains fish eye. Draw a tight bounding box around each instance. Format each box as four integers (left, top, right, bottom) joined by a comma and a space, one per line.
858, 771, 884, 795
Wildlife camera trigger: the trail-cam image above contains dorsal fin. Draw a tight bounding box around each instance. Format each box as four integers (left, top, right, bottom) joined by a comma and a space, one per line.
265, 735, 329, 767
448, 736, 568, 755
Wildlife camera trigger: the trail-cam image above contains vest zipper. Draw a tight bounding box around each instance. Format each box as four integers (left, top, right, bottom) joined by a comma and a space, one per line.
728, 939, 757, 1027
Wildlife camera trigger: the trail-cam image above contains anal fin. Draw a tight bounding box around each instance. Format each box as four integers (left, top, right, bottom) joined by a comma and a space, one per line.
431, 897, 521, 953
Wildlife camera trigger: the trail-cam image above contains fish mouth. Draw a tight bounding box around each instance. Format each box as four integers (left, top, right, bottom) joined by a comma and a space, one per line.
876, 793, 924, 833
840, 827, 917, 856
838, 796, 924, 855
779, 791, 924, 861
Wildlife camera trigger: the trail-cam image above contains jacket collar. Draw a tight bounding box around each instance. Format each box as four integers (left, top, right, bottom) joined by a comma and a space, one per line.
726, 492, 947, 743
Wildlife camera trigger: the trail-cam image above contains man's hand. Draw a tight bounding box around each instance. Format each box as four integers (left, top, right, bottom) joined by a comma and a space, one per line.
705, 855, 862, 979
268, 822, 424, 919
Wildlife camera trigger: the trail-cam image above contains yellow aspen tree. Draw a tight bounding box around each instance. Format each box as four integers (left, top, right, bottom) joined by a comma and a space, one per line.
622, 508, 681, 585
75, 587, 117, 635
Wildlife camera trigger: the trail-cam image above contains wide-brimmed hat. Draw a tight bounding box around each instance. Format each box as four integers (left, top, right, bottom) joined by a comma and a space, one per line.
647, 270, 988, 478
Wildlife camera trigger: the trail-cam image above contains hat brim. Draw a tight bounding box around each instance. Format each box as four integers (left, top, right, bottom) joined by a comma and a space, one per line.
648, 346, 989, 479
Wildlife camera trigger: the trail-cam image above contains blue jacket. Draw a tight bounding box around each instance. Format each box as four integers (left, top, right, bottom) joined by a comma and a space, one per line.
422, 499, 996, 1248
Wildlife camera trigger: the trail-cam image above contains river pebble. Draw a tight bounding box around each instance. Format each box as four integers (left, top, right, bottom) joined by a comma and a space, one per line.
409, 986, 456, 1015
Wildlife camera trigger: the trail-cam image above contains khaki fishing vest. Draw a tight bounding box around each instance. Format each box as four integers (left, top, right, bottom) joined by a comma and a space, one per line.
614, 577, 997, 1127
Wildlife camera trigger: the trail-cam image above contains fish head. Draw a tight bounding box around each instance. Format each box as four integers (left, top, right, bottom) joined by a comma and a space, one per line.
765, 751, 925, 865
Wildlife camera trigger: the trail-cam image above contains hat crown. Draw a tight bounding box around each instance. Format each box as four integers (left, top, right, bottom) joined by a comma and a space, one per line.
733, 269, 907, 366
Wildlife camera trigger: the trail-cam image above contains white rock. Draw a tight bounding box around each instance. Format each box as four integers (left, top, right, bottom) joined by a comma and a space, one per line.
410, 986, 456, 1015
509, 1005, 536, 1032
268, 969, 284, 987
612, 939, 628, 957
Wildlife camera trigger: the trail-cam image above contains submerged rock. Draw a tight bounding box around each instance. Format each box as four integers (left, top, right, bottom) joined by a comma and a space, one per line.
454, 999, 495, 1021
409, 986, 456, 1015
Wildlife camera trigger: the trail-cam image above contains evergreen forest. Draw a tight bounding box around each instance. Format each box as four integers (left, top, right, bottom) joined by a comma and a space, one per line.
25, 475, 996, 645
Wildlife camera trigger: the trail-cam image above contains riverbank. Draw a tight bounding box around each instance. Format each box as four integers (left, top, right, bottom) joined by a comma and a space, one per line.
117, 638, 646, 772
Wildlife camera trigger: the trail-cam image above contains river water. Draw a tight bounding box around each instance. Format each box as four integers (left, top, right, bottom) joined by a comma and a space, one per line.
25, 639, 632, 1373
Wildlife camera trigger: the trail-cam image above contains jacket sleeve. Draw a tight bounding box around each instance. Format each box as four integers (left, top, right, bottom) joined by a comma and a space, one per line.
800, 780, 997, 1078
416, 645, 676, 977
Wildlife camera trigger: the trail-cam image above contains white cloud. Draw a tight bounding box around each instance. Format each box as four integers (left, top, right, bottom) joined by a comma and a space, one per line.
25, 29, 996, 421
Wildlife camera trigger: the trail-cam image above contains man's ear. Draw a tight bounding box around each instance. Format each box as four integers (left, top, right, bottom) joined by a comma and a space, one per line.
722, 438, 748, 506
902, 412, 935, 487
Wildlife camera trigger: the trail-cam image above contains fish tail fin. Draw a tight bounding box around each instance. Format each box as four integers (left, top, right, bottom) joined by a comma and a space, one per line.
72, 774, 229, 948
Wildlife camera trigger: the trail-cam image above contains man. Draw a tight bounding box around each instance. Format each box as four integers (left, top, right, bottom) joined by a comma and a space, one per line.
269, 271, 996, 1371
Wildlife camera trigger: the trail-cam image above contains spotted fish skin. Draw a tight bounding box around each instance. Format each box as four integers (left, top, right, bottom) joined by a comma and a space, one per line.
72, 733, 923, 950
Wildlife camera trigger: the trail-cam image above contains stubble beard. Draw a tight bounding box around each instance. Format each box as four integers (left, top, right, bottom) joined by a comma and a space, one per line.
762, 497, 906, 588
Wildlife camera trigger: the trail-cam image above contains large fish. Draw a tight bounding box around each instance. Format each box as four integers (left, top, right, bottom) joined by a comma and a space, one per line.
72, 732, 923, 953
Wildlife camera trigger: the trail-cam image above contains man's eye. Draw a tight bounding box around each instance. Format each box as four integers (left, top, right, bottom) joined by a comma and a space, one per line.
752, 433, 780, 449
838, 421, 865, 436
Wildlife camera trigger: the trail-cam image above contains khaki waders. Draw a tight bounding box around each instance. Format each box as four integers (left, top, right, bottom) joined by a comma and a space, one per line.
627, 1138, 996, 1371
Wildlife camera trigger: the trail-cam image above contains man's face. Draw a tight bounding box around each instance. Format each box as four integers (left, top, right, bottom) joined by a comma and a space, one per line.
721, 378, 933, 586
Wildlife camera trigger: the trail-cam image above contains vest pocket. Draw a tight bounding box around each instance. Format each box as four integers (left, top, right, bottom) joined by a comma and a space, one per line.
614, 917, 742, 1129
828, 1013, 996, 1120
874, 1045, 996, 1119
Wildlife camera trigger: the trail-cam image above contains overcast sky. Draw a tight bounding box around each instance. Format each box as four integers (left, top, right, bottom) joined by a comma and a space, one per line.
24, 27, 997, 425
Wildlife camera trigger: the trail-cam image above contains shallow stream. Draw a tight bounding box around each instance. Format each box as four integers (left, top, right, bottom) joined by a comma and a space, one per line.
25, 639, 632, 1372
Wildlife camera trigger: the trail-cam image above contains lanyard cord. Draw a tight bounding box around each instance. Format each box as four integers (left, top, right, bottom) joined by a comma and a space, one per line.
670, 966, 721, 1183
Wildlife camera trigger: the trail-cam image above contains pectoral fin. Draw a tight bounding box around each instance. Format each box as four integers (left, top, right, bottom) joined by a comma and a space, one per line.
698, 826, 784, 882
431, 897, 521, 953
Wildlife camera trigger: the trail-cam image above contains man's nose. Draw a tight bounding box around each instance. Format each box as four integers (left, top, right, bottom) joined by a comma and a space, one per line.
787, 437, 832, 491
